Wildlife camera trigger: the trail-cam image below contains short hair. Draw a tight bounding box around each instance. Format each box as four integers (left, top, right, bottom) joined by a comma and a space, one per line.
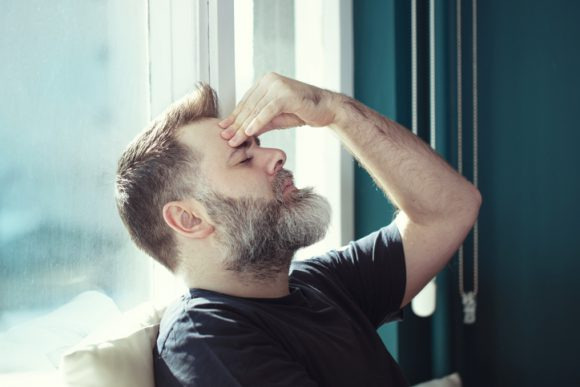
115, 83, 218, 271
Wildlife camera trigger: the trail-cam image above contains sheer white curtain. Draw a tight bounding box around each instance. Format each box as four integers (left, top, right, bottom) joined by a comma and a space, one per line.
0, 0, 353, 381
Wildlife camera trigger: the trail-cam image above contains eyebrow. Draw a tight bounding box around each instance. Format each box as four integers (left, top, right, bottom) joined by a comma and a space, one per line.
227, 136, 261, 164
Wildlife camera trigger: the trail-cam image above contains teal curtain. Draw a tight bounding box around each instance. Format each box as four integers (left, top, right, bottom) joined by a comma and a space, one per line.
354, 0, 580, 385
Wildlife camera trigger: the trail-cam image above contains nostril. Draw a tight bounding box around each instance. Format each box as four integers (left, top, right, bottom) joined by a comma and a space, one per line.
273, 157, 285, 174
268, 148, 286, 175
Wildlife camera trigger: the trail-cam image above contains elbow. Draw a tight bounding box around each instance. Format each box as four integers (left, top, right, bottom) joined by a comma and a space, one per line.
471, 186, 482, 209
473, 186, 482, 209
466, 186, 482, 225
448, 186, 482, 229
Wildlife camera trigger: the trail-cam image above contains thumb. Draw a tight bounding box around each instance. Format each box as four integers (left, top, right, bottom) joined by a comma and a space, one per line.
249, 113, 305, 137
269, 113, 305, 130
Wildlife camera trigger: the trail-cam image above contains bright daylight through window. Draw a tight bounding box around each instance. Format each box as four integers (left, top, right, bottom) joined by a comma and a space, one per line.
0, 1, 352, 385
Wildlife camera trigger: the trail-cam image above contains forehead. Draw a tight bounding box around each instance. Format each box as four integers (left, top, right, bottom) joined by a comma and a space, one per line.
178, 117, 231, 169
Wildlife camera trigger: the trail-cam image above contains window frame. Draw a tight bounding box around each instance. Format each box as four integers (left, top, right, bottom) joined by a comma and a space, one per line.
293, 0, 354, 259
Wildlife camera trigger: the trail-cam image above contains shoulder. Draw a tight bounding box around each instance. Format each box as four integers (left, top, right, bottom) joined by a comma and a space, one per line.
157, 293, 250, 352
289, 220, 406, 327
289, 220, 403, 279
153, 293, 313, 387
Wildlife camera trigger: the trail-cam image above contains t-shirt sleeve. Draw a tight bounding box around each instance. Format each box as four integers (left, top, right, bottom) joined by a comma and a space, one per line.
154, 305, 319, 387
290, 219, 407, 329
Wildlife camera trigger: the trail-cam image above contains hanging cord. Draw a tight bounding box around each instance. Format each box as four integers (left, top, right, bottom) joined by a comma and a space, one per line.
411, 0, 418, 136
429, 0, 436, 149
410, 0, 438, 318
471, 0, 479, 297
457, 0, 479, 324
457, 0, 465, 295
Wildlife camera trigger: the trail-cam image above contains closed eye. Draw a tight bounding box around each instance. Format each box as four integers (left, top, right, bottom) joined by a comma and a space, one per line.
233, 137, 259, 166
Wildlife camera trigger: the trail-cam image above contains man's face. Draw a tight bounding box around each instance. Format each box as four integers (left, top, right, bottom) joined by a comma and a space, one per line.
178, 118, 331, 280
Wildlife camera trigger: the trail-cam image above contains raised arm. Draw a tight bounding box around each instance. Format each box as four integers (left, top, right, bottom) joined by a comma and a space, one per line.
328, 95, 481, 308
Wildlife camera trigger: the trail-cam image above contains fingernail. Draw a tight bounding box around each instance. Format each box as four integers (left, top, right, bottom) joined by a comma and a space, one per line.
219, 117, 232, 128
228, 133, 240, 146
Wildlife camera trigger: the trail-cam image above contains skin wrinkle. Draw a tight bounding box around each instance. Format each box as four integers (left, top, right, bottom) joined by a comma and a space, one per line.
313, 92, 321, 105
344, 99, 368, 119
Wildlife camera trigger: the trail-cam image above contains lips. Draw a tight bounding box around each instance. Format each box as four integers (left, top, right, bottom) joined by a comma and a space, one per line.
282, 178, 295, 194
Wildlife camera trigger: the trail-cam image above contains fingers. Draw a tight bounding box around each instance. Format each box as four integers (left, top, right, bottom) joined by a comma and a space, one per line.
237, 91, 269, 134
224, 126, 249, 147
219, 81, 259, 129
245, 100, 281, 136
220, 72, 309, 147
219, 84, 272, 147
222, 92, 284, 147
269, 113, 305, 130
221, 100, 280, 147
228, 88, 269, 135
220, 103, 306, 147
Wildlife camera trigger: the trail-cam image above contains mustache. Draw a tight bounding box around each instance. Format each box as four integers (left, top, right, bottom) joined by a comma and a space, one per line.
273, 169, 294, 196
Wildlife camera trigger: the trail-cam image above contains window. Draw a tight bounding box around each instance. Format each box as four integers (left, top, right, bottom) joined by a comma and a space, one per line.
0, 0, 353, 381
0, 0, 151, 376
234, 0, 354, 260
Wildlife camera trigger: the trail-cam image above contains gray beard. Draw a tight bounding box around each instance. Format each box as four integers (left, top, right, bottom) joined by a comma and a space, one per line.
195, 170, 331, 282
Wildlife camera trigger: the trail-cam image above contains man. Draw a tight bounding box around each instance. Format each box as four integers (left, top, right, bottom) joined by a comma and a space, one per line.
115, 73, 481, 386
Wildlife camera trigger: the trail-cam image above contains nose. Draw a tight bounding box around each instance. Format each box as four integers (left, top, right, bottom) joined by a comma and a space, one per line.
265, 147, 286, 176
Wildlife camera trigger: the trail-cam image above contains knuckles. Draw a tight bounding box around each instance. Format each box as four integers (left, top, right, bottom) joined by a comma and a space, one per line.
263, 72, 290, 91
264, 71, 281, 83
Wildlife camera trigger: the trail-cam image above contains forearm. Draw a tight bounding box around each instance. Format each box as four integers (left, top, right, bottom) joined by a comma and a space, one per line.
328, 93, 481, 225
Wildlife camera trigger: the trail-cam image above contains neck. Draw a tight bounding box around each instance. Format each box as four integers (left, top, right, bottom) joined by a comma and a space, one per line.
180, 257, 292, 299
185, 270, 291, 299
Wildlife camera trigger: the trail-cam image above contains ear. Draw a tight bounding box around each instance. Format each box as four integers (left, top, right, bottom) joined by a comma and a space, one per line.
162, 200, 214, 239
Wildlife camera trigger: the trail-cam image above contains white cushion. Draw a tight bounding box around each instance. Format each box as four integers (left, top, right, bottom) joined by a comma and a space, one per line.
413, 373, 462, 387
59, 300, 168, 387
0, 291, 121, 373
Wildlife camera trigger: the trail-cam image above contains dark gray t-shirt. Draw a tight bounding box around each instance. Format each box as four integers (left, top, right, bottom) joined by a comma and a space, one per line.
154, 220, 408, 386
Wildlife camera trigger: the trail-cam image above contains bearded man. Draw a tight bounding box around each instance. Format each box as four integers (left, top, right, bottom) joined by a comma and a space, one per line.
115, 73, 481, 386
